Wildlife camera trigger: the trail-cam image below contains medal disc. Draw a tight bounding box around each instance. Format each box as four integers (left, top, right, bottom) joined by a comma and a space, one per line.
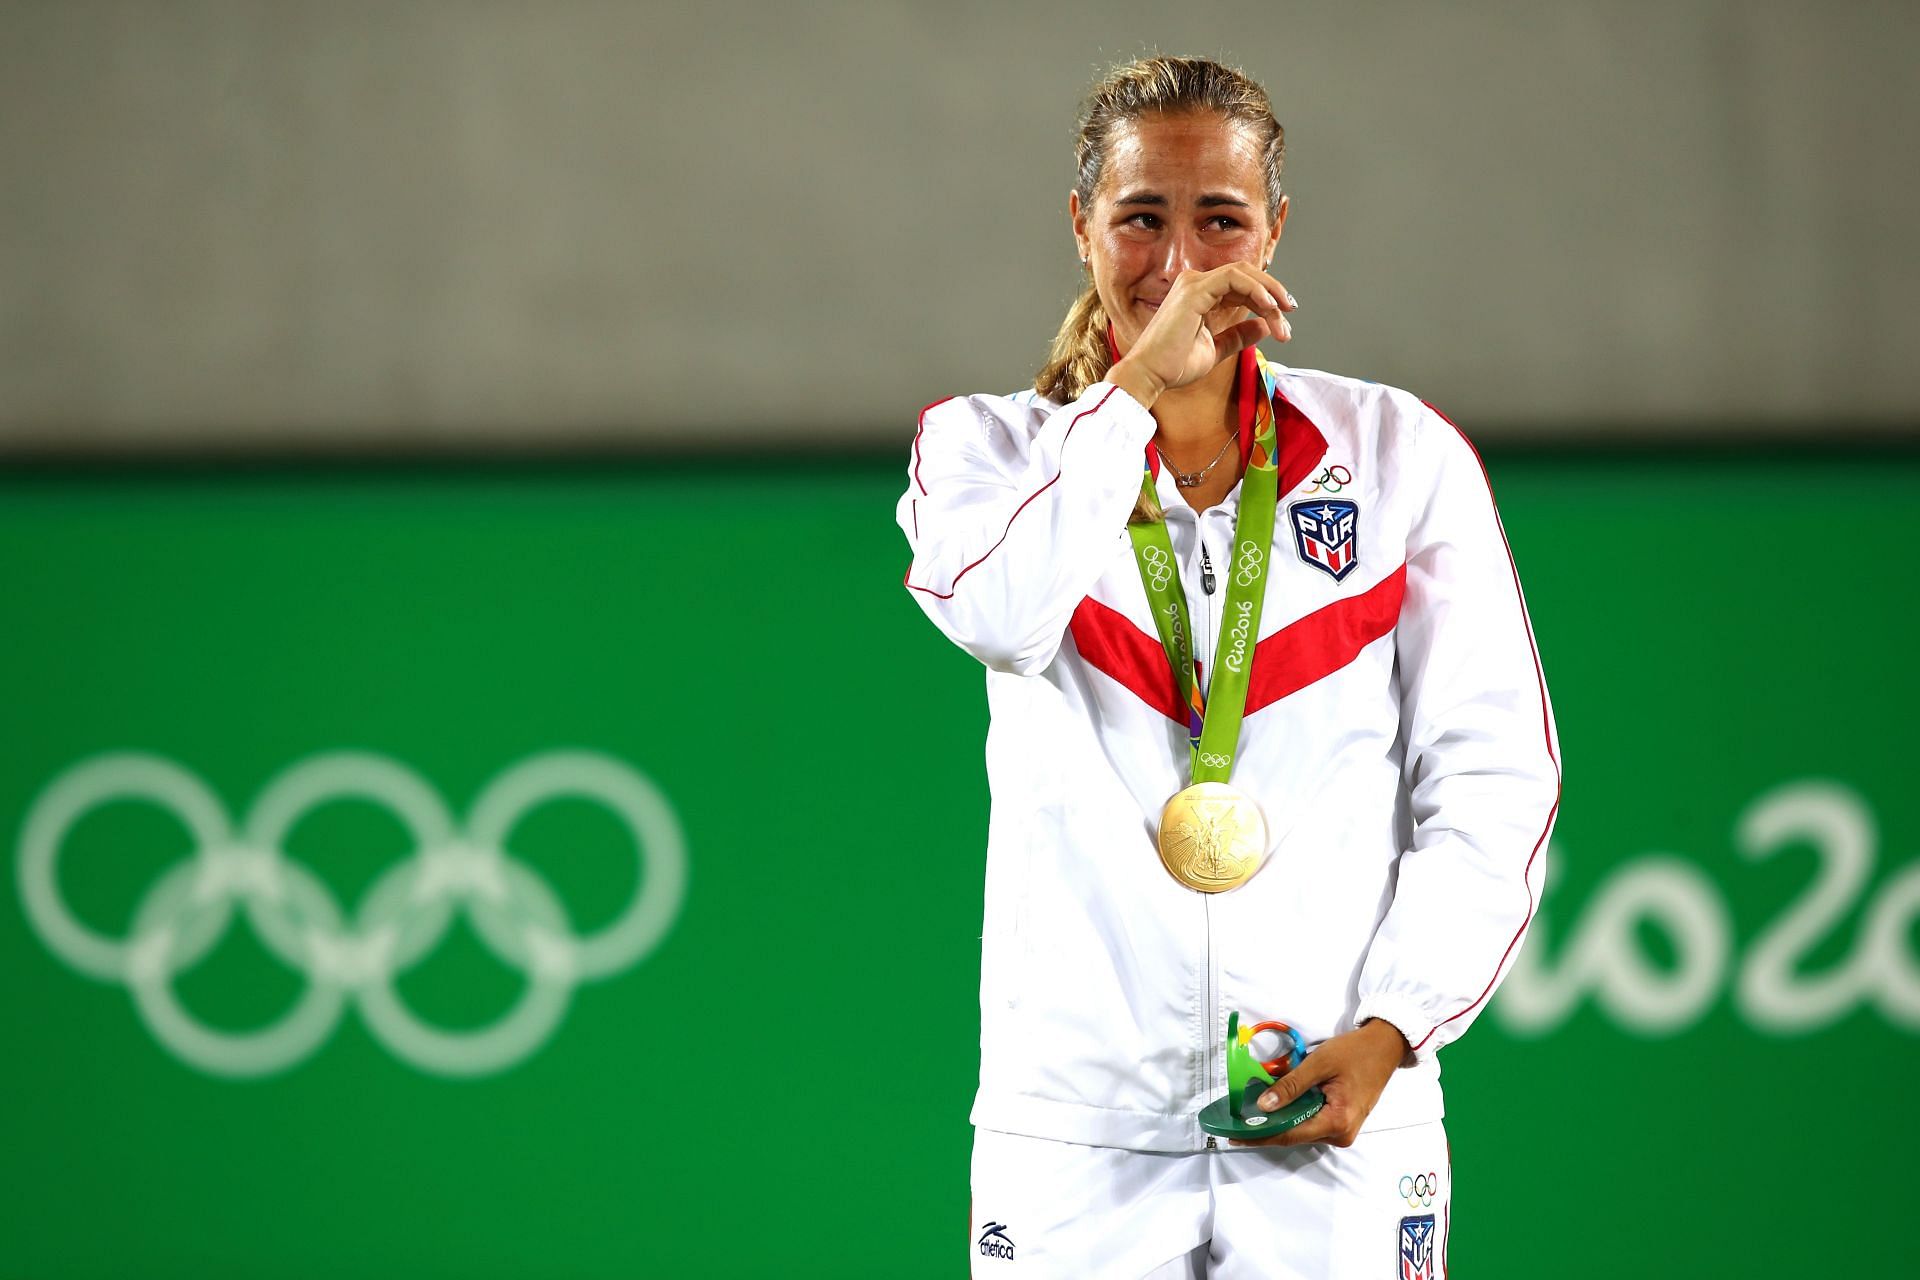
1157, 782, 1268, 893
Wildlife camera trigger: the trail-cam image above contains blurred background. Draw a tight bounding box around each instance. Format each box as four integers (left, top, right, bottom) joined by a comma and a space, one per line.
2, 2, 1914, 1276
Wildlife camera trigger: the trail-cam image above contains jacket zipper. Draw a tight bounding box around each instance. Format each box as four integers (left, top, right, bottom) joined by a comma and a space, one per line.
1204, 895, 1218, 1150
1194, 530, 1220, 1149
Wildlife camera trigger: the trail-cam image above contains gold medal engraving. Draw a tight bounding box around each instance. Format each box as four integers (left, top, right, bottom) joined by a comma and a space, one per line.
1157, 782, 1269, 893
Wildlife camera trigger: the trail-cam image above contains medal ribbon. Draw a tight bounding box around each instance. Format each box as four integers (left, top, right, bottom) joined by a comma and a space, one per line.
1127, 350, 1282, 784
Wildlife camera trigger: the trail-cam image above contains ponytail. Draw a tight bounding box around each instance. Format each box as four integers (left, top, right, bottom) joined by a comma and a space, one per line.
1034, 280, 1110, 406
1034, 279, 1165, 526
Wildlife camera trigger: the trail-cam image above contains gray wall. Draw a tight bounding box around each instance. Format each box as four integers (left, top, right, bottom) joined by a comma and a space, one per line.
4, 0, 1917, 453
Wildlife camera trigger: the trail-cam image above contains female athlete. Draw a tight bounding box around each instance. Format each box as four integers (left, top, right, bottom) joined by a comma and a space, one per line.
898, 55, 1560, 1279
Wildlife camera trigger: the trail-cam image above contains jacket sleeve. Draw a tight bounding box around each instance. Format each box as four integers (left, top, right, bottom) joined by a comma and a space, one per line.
898, 382, 1159, 674
1354, 402, 1563, 1063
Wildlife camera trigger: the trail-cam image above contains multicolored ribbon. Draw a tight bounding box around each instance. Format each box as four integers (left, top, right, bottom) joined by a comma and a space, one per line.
1126, 351, 1282, 782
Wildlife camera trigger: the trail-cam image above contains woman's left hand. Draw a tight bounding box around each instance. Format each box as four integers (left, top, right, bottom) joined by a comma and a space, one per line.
1227, 1018, 1411, 1148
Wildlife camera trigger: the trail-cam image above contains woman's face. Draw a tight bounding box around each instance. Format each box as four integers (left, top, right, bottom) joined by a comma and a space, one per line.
1070, 110, 1288, 356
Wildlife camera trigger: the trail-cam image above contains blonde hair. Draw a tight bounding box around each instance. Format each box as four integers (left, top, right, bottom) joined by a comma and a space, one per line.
1033, 55, 1286, 523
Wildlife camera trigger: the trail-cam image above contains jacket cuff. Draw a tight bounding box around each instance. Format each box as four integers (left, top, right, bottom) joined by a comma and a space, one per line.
1086, 380, 1160, 437
1356, 993, 1437, 1067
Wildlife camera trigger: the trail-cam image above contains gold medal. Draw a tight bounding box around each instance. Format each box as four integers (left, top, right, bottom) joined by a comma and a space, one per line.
1156, 781, 1269, 893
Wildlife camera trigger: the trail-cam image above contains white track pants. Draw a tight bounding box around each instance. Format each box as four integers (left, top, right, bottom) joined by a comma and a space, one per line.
968, 1121, 1450, 1279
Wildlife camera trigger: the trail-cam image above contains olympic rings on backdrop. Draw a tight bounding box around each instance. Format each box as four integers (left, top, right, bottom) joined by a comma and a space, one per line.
16, 749, 688, 1080
1398, 1172, 1438, 1207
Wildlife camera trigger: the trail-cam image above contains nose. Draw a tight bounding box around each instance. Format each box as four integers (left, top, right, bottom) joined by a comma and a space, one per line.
1158, 225, 1203, 277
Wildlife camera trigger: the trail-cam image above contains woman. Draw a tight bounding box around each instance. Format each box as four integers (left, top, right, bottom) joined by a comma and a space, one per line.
899, 56, 1559, 1279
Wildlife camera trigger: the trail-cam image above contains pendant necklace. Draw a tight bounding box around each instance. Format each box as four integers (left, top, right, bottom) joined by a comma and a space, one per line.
1164, 430, 1237, 488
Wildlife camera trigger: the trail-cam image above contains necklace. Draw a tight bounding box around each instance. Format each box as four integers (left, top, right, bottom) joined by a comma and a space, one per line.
1163, 429, 1237, 488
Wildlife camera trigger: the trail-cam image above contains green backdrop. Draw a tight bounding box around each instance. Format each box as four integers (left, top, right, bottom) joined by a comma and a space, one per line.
2, 451, 1913, 1277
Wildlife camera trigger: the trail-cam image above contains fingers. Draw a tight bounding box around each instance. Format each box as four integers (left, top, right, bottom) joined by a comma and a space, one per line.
1271, 1107, 1354, 1148
1234, 1076, 1360, 1148
1255, 1072, 1302, 1112
1256, 1052, 1331, 1113
1242, 261, 1298, 314
1174, 263, 1296, 341
1226, 1103, 1353, 1149
1259, 266, 1299, 313
1234, 263, 1296, 340
1214, 263, 1294, 342
1209, 303, 1289, 344
1209, 317, 1270, 362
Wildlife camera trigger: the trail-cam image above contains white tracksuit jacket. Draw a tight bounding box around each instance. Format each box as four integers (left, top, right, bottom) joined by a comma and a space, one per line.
897, 348, 1561, 1153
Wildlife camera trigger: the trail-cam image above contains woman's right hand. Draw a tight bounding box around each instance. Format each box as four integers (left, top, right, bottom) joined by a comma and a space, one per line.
1107, 263, 1297, 410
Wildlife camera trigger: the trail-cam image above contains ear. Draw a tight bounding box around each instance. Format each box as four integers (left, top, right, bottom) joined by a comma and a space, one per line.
1069, 189, 1090, 262
1266, 193, 1290, 258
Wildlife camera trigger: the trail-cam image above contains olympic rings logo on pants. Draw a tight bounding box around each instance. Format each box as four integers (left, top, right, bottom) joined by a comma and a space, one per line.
16, 749, 688, 1079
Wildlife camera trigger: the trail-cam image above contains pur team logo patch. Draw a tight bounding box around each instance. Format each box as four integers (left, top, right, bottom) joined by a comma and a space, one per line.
1289, 500, 1359, 581
978, 1222, 1016, 1262
1399, 1214, 1436, 1280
